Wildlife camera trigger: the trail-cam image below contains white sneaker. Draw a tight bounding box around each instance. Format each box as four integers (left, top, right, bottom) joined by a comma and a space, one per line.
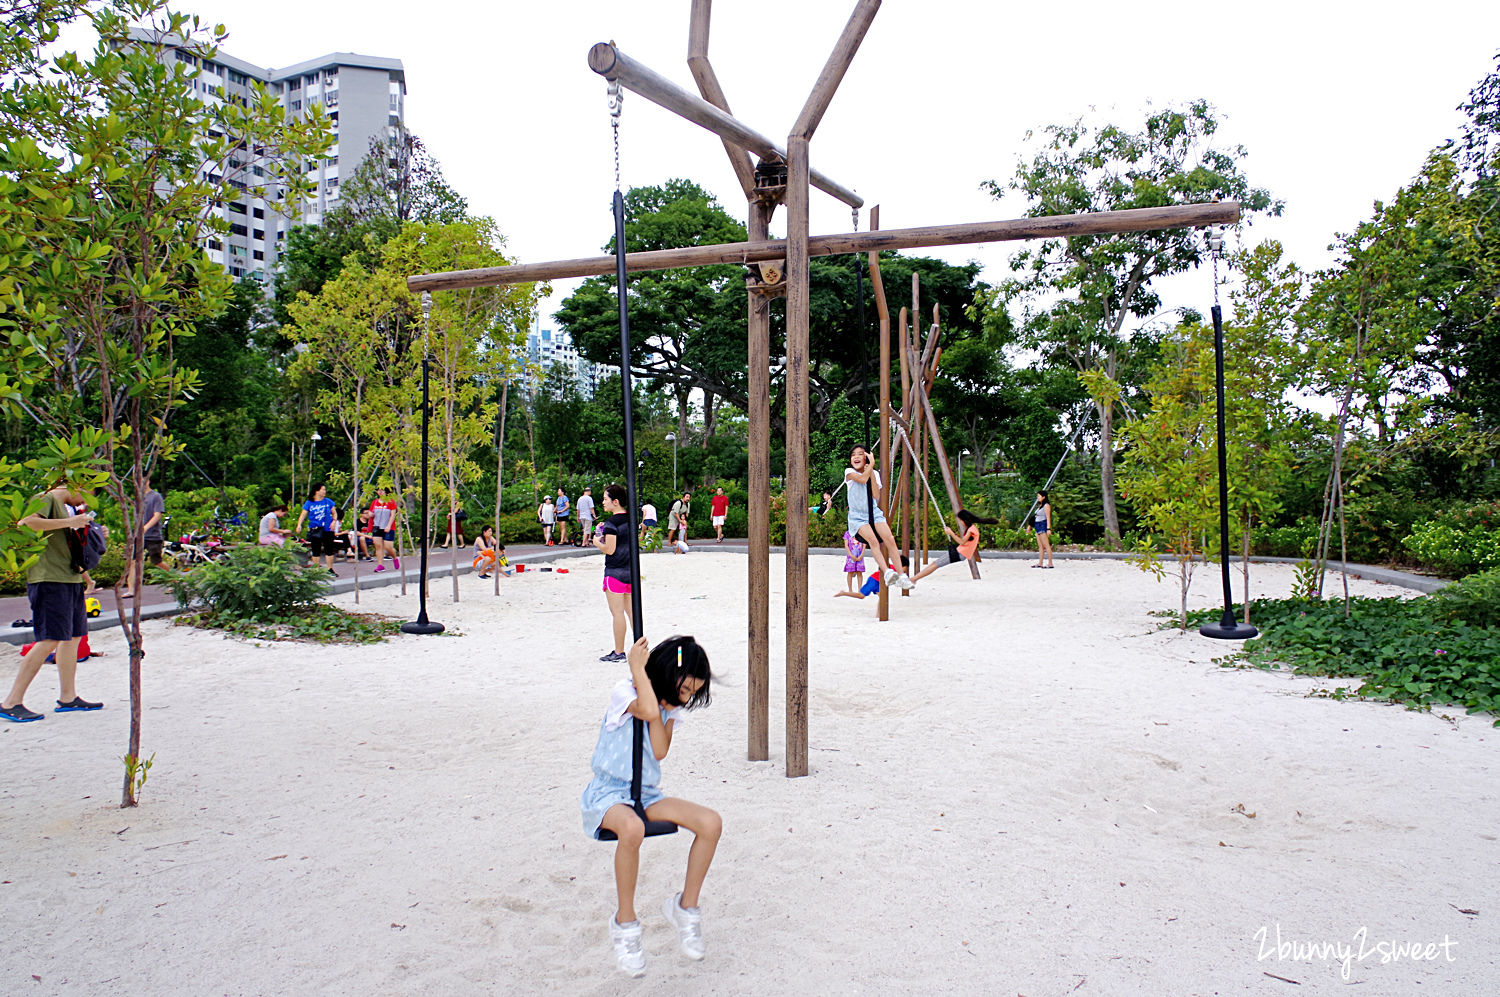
609, 917, 645, 977
883, 568, 899, 588
894, 572, 915, 590
662, 893, 705, 960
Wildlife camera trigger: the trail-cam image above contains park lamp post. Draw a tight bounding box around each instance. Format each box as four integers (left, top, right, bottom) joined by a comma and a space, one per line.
1199, 225, 1257, 642
960, 449, 971, 490
308, 429, 321, 498
402, 291, 445, 635
665, 432, 677, 493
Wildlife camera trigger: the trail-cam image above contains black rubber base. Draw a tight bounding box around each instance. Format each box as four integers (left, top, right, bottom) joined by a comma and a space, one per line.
400, 620, 446, 635
1200, 621, 1259, 640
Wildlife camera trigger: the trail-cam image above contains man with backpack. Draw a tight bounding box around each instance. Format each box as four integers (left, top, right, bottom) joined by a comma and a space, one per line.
1, 481, 105, 722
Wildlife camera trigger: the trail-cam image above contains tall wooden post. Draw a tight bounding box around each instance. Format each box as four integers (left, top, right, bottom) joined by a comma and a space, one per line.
867, 207, 891, 622
784, 136, 811, 778
896, 307, 913, 594
746, 199, 772, 762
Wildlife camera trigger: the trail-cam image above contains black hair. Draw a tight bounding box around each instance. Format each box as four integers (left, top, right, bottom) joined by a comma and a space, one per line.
496, 541, 506, 550
270, 503, 288, 514
645, 635, 712, 710
605, 483, 627, 506
1036, 490, 1049, 503
957, 509, 998, 529
309, 483, 326, 501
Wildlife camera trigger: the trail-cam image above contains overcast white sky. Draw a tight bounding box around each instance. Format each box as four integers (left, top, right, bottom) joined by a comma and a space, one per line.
153, 1, 1499, 325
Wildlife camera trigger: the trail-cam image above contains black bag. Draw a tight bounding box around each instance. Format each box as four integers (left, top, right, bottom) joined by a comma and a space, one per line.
65, 521, 108, 574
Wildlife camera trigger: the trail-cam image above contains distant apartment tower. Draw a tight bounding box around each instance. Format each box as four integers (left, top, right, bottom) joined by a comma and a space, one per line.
527, 327, 607, 397
126, 27, 406, 282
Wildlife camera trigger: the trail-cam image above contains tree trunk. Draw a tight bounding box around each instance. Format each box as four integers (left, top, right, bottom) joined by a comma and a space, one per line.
1098, 400, 1121, 543
446, 360, 461, 603
702, 389, 716, 445
350, 385, 362, 605
494, 377, 508, 597
675, 383, 691, 438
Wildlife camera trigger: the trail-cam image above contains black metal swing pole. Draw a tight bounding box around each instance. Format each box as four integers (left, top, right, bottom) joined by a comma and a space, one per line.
614, 190, 645, 644
402, 293, 444, 635
1200, 299, 1257, 641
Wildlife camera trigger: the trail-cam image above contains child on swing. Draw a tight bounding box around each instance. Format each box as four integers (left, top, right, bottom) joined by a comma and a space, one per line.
581, 634, 720, 977
844, 444, 914, 591
909, 509, 998, 581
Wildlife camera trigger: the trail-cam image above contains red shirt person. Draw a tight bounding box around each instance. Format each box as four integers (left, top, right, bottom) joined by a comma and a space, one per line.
710, 488, 730, 543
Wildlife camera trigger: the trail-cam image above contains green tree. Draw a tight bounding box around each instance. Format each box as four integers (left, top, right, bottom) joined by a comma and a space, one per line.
273, 124, 468, 324
557, 179, 747, 437
0, 2, 329, 804
982, 102, 1280, 542
379, 220, 539, 601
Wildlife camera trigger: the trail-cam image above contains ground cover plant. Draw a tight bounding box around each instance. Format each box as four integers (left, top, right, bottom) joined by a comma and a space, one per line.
1172, 570, 1500, 723
161, 544, 400, 644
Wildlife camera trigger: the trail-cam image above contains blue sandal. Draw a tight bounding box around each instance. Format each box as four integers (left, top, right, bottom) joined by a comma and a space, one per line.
55, 697, 104, 712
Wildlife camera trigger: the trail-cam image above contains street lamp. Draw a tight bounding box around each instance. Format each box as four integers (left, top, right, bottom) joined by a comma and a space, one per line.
402, 291, 444, 636
307, 430, 322, 499
664, 432, 677, 493
959, 449, 971, 490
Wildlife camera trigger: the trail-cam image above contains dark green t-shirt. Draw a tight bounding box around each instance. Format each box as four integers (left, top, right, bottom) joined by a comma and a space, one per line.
27, 492, 84, 585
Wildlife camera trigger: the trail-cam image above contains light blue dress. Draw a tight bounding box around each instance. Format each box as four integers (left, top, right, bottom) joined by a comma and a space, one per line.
580, 679, 684, 837
845, 467, 886, 535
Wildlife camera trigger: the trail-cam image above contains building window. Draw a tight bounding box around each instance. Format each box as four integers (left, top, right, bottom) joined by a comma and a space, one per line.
252, 207, 265, 219
305, 74, 318, 87
289, 99, 301, 111
288, 77, 300, 90
228, 202, 246, 214
207, 240, 222, 251
229, 70, 247, 86
230, 223, 247, 236
253, 229, 265, 241
253, 250, 264, 261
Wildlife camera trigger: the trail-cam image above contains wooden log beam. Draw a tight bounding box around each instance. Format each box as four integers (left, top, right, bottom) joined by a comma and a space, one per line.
587, 42, 862, 209
687, 0, 757, 200
407, 202, 1243, 292
791, 0, 881, 141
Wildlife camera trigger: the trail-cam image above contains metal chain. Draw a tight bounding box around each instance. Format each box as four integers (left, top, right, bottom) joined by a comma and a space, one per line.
851, 207, 859, 232
607, 80, 623, 192
1205, 225, 1225, 310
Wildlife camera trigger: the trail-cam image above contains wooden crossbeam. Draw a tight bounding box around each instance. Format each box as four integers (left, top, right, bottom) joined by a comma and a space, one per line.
405, 202, 1242, 292
587, 42, 863, 209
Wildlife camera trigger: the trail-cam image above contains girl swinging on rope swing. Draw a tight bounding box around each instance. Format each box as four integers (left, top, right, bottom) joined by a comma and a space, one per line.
844, 444, 915, 591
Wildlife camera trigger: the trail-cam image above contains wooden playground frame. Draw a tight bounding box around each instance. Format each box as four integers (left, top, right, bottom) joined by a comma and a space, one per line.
406, 0, 1241, 777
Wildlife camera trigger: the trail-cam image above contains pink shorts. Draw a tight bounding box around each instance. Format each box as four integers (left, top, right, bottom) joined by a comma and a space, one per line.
602, 576, 632, 595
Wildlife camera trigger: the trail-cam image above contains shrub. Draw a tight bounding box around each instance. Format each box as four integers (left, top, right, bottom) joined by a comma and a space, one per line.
1181, 596, 1500, 721
1253, 519, 1319, 559
1426, 568, 1500, 629
1402, 521, 1500, 578
160, 543, 330, 623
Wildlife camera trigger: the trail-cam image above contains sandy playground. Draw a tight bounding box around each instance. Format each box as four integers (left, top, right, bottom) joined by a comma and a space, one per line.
1, 552, 1497, 996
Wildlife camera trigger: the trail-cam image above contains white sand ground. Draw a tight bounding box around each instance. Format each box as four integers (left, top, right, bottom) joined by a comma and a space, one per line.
2, 553, 1496, 996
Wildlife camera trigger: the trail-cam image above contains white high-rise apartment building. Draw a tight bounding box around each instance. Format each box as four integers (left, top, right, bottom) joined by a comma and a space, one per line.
127, 27, 406, 282
526, 327, 608, 398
